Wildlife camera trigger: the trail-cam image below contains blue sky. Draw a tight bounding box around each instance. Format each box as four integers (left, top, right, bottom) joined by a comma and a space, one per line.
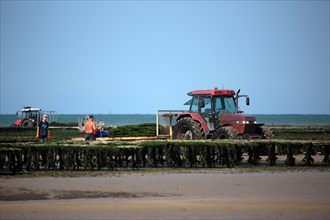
1, 0, 329, 114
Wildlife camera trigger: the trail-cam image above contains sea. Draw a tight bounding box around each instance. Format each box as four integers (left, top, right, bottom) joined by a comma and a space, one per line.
0, 114, 329, 127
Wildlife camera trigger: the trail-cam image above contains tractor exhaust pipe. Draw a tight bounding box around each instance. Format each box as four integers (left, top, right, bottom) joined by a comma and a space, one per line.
236, 89, 240, 114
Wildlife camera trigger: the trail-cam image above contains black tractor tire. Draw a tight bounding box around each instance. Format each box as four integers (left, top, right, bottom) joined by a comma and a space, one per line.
22, 120, 33, 128
172, 117, 203, 140
211, 126, 238, 139
257, 126, 274, 139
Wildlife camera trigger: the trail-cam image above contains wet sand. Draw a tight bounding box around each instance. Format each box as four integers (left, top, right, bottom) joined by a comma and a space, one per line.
1, 170, 329, 219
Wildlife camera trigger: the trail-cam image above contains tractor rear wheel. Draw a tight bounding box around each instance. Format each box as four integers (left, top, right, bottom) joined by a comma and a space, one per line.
22, 120, 33, 128
211, 126, 238, 139
172, 117, 203, 140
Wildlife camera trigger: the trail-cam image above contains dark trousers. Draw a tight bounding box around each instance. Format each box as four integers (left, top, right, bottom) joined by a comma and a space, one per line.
84, 133, 95, 140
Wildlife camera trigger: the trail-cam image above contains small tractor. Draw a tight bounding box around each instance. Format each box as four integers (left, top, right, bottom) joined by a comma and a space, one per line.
12, 106, 56, 128
172, 87, 273, 140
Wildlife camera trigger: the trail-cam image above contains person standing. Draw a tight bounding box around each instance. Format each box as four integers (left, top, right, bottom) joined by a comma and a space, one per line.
36, 115, 50, 141
84, 115, 97, 140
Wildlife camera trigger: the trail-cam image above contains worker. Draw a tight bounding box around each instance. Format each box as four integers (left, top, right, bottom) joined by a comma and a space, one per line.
84, 115, 97, 140
36, 115, 50, 141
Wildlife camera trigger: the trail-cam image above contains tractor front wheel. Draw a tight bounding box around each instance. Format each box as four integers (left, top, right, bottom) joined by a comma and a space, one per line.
172, 118, 203, 140
256, 126, 274, 139
211, 126, 238, 139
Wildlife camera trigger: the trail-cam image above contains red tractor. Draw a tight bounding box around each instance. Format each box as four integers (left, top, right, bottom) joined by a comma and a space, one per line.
172, 87, 273, 140
12, 107, 43, 128
12, 106, 57, 128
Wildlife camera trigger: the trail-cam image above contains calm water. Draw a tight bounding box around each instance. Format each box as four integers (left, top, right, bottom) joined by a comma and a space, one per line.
0, 114, 329, 127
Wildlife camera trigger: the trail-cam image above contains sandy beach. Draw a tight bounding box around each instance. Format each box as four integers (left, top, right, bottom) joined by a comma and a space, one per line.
1, 169, 329, 220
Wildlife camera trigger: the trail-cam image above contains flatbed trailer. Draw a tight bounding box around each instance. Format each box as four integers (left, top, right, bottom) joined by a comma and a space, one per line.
71, 135, 169, 141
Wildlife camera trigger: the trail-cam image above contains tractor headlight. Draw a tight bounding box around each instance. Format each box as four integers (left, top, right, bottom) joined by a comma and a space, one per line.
237, 121, 250, 124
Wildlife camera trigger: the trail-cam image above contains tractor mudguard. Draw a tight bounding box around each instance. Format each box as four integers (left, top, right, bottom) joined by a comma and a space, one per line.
177, 113, 209, 133
14, 119, 23, 127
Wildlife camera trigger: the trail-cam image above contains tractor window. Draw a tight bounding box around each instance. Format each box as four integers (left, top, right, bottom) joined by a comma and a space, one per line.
190, 97, 199, 112
184, 99, 192, 106
190, 96, 212, 114
200, 97, 212, 114
28, 112, 38, 119
215, 96, 236, 114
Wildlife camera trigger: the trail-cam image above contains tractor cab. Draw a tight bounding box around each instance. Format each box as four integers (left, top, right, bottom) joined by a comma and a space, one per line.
185, 91, 239, 131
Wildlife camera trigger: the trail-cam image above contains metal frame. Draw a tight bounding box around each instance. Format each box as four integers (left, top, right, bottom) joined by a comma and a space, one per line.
156, 110, 186, 139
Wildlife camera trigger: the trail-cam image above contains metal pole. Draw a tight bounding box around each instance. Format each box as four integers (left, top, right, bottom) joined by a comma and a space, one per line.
156, 110, 159, 136
169, 115, 173, 140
